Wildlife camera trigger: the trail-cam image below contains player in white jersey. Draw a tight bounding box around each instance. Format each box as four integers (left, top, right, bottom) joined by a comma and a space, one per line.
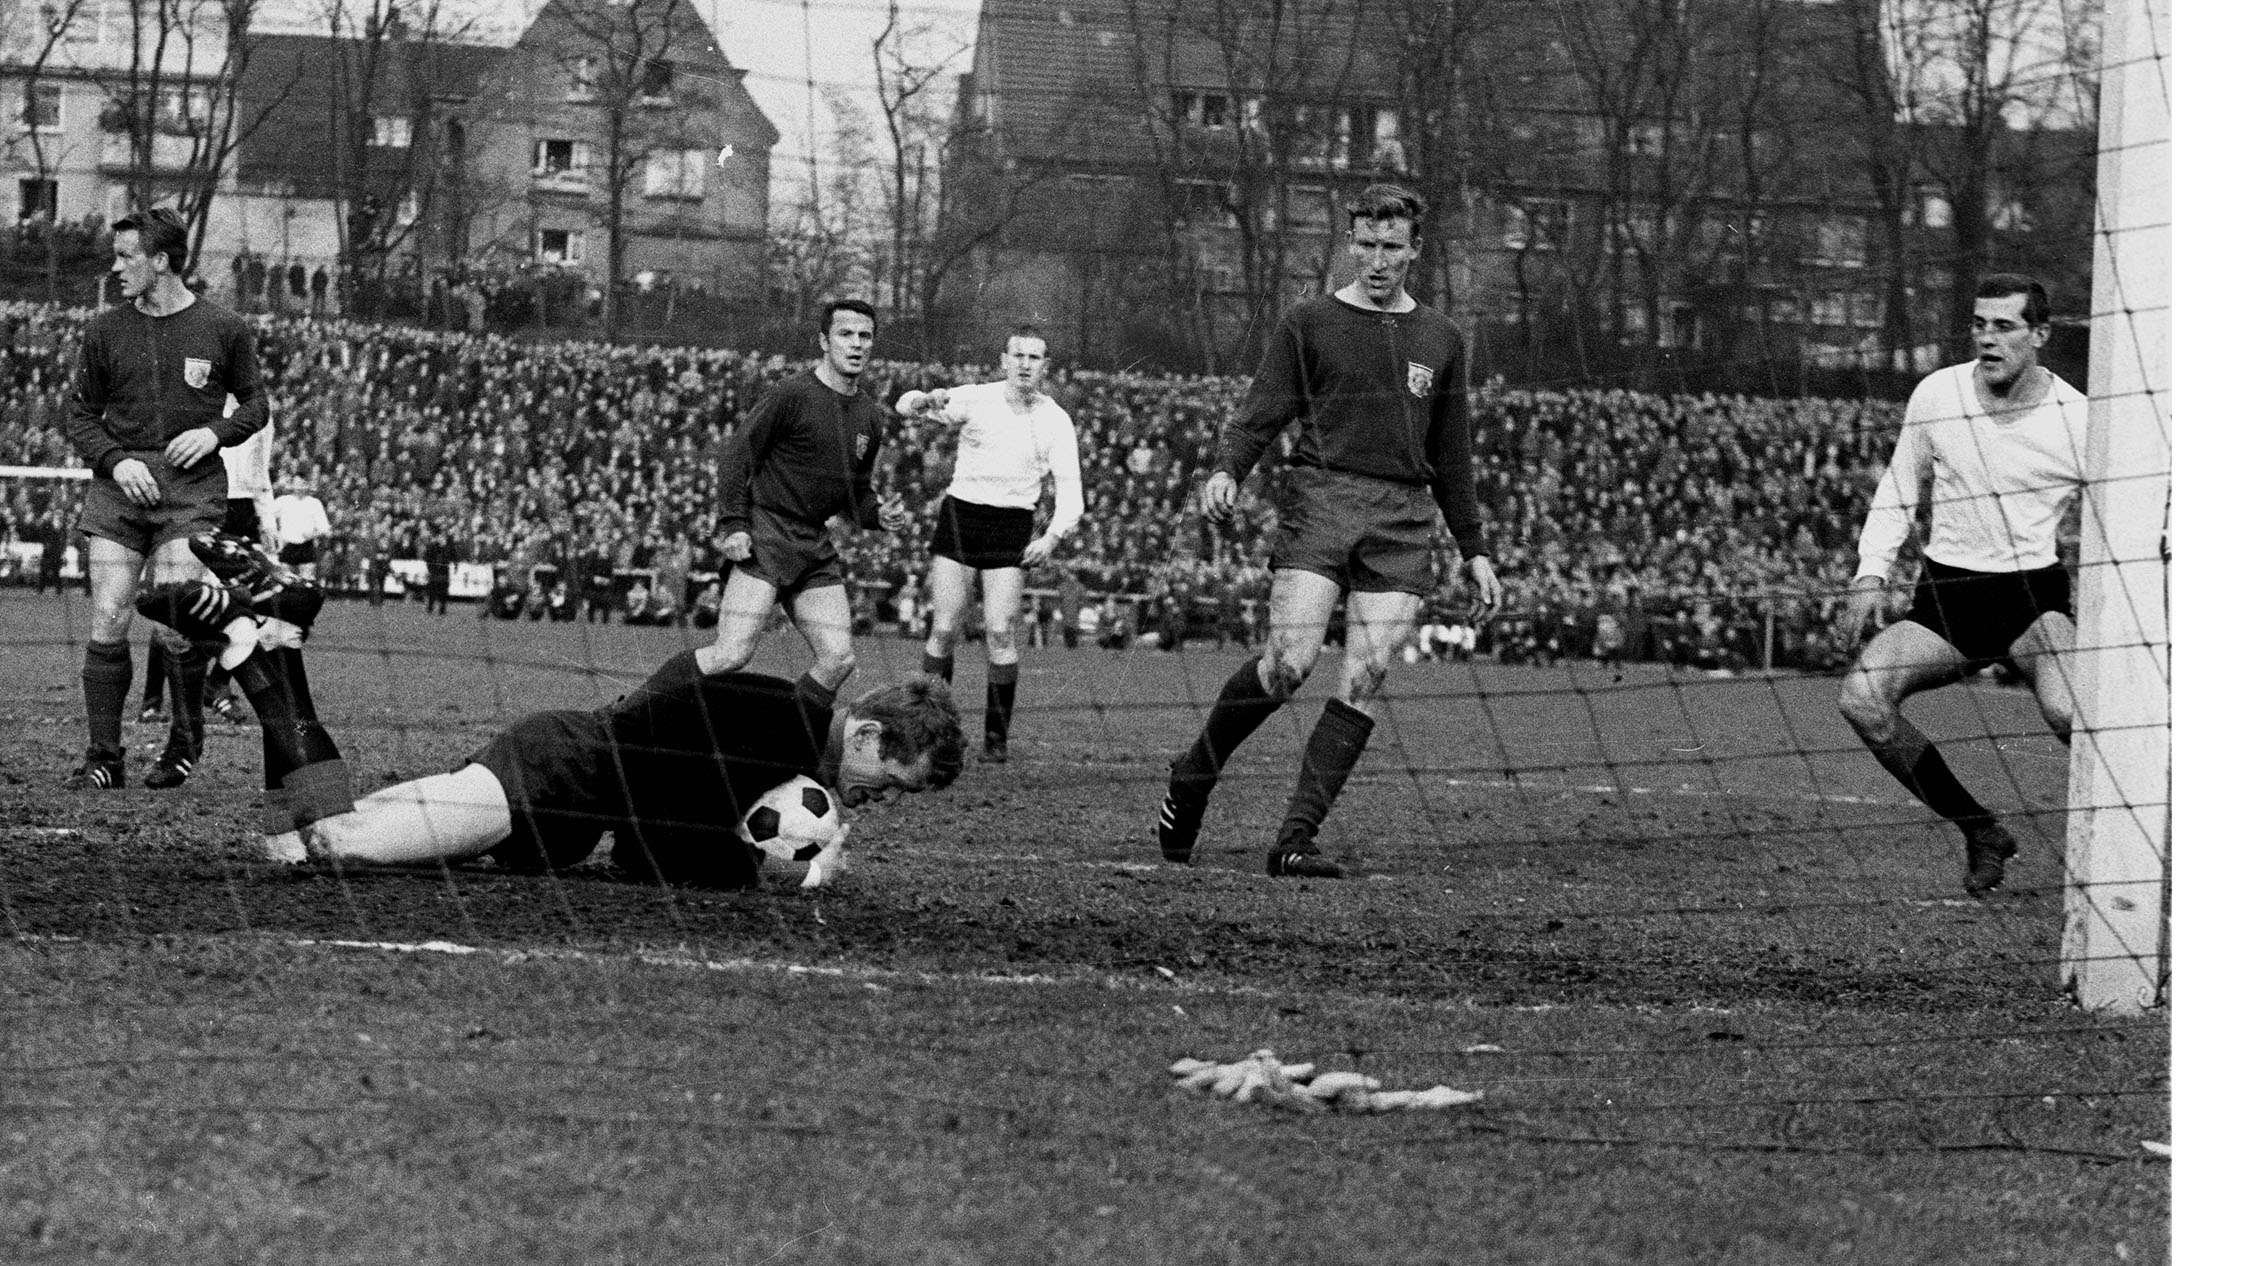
1839, 274, 2088, 896
894, 328, 1085, 762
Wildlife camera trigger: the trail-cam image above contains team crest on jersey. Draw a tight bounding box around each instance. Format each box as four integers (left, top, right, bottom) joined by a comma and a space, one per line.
1405, 361, 1434, 398
855, 433, 871, 459
183, 357, 213, 389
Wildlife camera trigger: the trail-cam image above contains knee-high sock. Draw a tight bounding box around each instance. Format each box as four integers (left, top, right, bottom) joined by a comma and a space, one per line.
1276, 699, 1375, 847
1873, 741, 1993, 832
82, 639, 131, 762
1170, 656, 1287, 794
153, 626, 207, 759
140, 631, 168, 713
229, 647, 353, 831
922, 650, 955, 682
985, 661, 1019, 746
204, 656, 236, 707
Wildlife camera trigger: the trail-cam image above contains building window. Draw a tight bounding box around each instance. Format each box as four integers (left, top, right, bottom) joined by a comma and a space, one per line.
644, 147, 707, 199
535, 139, 584, 180
535, 227, 584, 266
1175, 91, 1231, 131
1809, 292, 1851, 326
639, 60, 675, 103
1810, 215, 1866, 268
372, 115, 413, 148
1369, 106, 1405, 172
17, 177, 59, 222
1990, 198, 2031, 232
1501, 198, 1572, 251
569, 56, 600, 100
1918, 190, 1952, 229
22, 83, 63, 133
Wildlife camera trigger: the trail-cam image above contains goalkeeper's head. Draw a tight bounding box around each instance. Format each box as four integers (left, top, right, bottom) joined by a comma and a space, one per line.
831, 676, 965, 807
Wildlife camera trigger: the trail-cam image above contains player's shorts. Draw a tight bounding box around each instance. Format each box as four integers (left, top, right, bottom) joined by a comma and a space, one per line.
471, 709, 618, 872
733, 506, 845, 597
1267, 466, 1442, 597
1905, 558, 2073, 670
222, 497, 260, 539
930, 495, 1036, 570
278, 541, 320, 566
77, 451, 227, 556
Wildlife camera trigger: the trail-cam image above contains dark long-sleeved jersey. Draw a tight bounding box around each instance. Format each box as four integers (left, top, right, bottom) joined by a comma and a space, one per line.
477, 652, 830, 887
1218, 296, 1486, 559
67, 298, 270, 478
713, 371, 887, 535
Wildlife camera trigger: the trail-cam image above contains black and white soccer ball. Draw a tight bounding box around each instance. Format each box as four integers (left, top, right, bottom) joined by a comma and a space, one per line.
738, 775, 849, 887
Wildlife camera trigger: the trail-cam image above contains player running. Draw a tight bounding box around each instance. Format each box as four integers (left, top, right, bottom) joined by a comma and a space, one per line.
1153, 184, 1500, 879
138, 533, 965, 888
700, 299, 915, 691
64, 207, 270, 791
1838, 273, 2088, 896
894, 327, 1086, 762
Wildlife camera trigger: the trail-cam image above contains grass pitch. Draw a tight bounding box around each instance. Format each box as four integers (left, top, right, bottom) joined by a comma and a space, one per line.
1, 590, 2167, 1264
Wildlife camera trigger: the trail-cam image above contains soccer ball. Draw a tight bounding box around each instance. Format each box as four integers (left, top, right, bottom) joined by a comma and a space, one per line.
738, 775, 849, 887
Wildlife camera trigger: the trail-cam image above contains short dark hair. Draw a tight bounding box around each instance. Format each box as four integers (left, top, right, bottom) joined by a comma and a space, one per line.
1345, 183, 1425, 241
851, 676, 965, 789
1006, 326, 1047, 351
1974, 273, 2050, 327
820, 298, 877, 337
112, 207, 191, 274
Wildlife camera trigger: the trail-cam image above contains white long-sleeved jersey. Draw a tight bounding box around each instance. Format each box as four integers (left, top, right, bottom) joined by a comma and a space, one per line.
928, 381, 1084, 540
219, 412, 275, 536
1855, 362, 2089, 581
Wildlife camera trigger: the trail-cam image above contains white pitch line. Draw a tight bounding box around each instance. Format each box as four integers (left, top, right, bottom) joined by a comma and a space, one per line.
275, 934, 1310, 999
1440, 778, 1909, 809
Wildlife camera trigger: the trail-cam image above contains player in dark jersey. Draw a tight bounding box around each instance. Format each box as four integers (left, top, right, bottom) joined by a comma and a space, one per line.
702, 299, 914, 694
136, 553, 965, 889
65, 207, 269, 792
1154, 184, 1501, 879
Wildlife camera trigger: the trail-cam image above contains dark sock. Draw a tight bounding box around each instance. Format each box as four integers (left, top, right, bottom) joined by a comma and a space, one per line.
82, 640, 131, 762
232, 649, 344, 774
140, 632, 167, 713
922, 650, 955, 682
1171, 657, 1287, 795
204, 659, 235, 708
1903, 746, 1992, 831
985, 661, 1019, 746
1276, 699, 1375, 847
157, 632, 208, 759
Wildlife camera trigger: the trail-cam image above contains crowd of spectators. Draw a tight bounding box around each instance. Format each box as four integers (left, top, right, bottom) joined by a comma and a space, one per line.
2, 300, 1912, 671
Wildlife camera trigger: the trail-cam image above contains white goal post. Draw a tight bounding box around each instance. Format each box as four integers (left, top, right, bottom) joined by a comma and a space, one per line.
2061, 0, 2170, 1015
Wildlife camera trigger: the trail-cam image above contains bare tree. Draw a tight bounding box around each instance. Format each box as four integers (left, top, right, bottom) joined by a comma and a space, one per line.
311, 0, 477, 314
1895, 0, 2084, 330
4, 0, 90, 302
98, 0, 288, 275
1123, 0, 1375, 370
542, 0, 715, 338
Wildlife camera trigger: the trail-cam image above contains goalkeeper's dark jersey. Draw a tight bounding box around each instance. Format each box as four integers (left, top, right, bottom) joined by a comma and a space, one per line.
472, 651, 828, 886
712, 370, 887, 536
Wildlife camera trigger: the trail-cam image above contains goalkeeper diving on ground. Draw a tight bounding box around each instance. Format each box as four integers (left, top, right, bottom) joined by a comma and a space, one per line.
136, 530, 966, 889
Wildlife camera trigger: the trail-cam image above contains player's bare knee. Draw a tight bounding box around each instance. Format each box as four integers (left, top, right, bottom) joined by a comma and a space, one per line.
817, 645, 858, 681
700, 642, 752, 674
1344, 660, 1387, 703
985, 625, 1017, 659
1836, 675, 1895, 739
1264, 651, 1313, 698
